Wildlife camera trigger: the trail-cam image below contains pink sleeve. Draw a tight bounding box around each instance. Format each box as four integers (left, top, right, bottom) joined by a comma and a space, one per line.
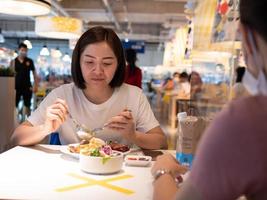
189, 100, 265, 200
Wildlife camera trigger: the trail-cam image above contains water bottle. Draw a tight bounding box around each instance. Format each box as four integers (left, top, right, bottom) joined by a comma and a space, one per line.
176, 112, 194, 168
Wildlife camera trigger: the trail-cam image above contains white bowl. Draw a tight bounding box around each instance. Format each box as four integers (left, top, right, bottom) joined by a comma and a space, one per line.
79, 151, 123, 174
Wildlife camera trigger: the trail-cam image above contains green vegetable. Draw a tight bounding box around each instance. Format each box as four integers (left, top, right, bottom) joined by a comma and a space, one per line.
102, 157, 111, 165
90, 148, 100, 157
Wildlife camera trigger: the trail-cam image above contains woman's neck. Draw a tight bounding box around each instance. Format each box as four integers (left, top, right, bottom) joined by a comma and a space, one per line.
82, 85, 114, 104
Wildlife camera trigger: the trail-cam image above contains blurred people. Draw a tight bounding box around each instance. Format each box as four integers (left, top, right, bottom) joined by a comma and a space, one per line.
173, 72, 180, 91
162, 72, 180, 91
10, 43, 38, 119
179, 72, 190, 97
161, 76, 174, 105
231, 66, 249, 99
152, 0, 267, 199
189, 71, 203, 99
124, 48, 142, 89
162, 77, 174, 91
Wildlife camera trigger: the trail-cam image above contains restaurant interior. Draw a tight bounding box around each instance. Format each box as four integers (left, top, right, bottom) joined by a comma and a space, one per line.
0, 0, 252, 199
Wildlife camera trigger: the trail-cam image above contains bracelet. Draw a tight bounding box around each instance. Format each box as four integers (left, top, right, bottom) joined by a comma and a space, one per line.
153, 169, 183, 186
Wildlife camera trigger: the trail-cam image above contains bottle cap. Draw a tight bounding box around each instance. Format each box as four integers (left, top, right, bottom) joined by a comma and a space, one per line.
177, 112, 187, 121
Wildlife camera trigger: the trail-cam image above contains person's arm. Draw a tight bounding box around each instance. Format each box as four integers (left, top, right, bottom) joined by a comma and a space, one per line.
152, 154, 201, 200
32, 70, 38, 93
11, 98, 68, 146
9, 59, 15, 72
11, 121, 51, 146
131, 126, 167, 149
153, 173, 178, 200
153, 175, 202, 200
31, 60, 38, 93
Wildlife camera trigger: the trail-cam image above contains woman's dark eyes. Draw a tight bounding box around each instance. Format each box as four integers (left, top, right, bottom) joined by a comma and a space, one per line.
84, 61, 112, 66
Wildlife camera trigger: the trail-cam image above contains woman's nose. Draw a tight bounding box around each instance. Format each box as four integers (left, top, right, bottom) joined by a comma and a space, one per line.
93, 63, 104, 74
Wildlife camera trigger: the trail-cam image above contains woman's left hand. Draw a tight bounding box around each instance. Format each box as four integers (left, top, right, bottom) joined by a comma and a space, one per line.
107, 109, 136, 141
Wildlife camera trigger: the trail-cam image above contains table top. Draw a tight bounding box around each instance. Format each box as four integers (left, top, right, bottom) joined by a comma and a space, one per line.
0, 145, 175, 200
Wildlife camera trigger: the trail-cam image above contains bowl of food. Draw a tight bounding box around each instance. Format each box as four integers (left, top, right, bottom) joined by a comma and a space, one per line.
79, 138, 124, 174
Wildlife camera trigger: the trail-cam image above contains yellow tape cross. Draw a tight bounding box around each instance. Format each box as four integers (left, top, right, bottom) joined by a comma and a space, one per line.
55, 173, 134, 195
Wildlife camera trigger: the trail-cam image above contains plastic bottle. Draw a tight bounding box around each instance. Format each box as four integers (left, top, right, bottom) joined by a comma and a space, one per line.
176, 112, 194, 168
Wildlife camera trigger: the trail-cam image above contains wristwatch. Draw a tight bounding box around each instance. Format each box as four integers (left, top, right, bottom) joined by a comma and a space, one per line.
153, 169, 183, 186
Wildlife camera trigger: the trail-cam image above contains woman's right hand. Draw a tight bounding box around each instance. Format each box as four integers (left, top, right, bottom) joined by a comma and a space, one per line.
43, 98, 68, 134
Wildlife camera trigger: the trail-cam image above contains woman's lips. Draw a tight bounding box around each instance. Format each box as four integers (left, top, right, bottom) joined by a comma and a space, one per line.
91, 78, 105, 81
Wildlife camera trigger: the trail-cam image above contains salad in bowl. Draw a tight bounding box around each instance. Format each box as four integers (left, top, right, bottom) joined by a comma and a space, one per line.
78, 137, 123, 174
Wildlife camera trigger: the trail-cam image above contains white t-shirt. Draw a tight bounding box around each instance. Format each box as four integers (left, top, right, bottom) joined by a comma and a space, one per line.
28, 83, 159, 145
181, 82, 191, 95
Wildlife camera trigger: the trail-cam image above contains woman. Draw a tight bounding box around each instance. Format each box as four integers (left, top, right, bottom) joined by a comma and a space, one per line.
11, 26, 167, 150
188, 71, 203, 102
124, 48, 142, 89
152, 0, 267, 199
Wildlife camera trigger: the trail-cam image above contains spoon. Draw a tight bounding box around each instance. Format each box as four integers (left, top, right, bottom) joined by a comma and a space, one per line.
68, 113, 107, 140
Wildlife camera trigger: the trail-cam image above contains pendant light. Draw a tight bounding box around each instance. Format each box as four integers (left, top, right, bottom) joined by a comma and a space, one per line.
23, 37, 32, 49
40, 44, 50, 56
0, 0, 51, 16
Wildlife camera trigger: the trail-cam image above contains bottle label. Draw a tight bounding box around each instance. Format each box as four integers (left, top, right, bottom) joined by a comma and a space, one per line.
176, 152, 194, 168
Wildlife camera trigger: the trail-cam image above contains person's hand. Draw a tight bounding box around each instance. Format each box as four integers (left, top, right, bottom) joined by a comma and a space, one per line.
43, 98, 68, 134
151, 154, 188, 176
32, 85, 38, 93
106, 109, 136, 142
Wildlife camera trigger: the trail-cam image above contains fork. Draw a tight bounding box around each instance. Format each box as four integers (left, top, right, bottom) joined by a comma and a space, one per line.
91, 123, 109, 133
68, 113, 89, 131
69, 113, 107, 137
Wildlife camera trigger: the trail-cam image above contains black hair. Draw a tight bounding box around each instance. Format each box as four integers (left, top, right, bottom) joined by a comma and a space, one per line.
173, 72, 179, 77
18, 43, 27, 49
240, 0, 267, 42
236, 67, 246, 83
125, 48, 137, 75
179, 72, 189, 79
71, 26, 126, 89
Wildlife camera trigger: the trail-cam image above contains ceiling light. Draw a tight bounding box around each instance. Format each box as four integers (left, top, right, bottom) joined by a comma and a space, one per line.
23, 38, 32, 49
0, 0, 51, 16
40, 45, 50, 56
51, 47, 62, 58
35, 16, 83, 39
62, 53, 71, 62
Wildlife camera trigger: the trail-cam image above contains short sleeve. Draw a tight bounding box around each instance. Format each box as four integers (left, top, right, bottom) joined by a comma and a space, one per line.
27, 89, 58, 126
136, 92, 159, 133
30, 59, 35, 71
189, 101, 264, 200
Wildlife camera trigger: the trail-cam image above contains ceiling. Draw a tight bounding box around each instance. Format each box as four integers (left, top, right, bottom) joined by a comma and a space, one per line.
0, 0, 189, 43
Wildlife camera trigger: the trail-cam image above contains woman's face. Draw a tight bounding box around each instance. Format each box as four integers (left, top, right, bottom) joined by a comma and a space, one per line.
80, 41, 118, 89
190, 73, 201, 85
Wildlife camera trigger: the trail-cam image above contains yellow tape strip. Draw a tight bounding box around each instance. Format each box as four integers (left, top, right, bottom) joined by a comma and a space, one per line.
55, 182, 95, 192
68, 173, 133, 183
94, 180, 134, 195
55, 173, 134, 195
